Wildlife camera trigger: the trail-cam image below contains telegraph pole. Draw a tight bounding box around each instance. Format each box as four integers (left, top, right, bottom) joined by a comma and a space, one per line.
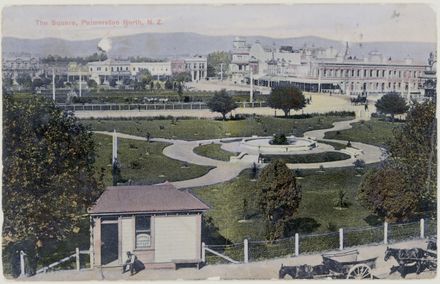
78, 65, 82, 97
52, 68, 56, 101
250, 68, 254, 103
220, 63, 224, 81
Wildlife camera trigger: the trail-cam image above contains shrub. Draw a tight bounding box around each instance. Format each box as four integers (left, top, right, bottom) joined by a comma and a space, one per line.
130, 161, 142, 169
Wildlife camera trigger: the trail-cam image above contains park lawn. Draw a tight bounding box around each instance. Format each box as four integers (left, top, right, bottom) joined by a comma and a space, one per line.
93, 133, 213, 186
317, 140, 347, 150
193, 143, 238, 161
192, 166, 374, 244
324, 118, 399, 147
83, 115, 354, 141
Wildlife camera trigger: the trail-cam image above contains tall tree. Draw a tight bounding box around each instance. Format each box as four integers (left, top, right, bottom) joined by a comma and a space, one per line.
2, 96, 104, 271
257, 160, 302, 240
358, 101, 436, 221
375, 92, 409, 122
389, 101, 437, 212
207, 89, 238, 120
267, 86, 306, 117
16, 73, 32, 89
207, 51, 231, 78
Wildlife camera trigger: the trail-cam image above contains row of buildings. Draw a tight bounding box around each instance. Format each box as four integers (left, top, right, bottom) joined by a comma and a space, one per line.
2, 55, 208, 87
229, 37, 436, 99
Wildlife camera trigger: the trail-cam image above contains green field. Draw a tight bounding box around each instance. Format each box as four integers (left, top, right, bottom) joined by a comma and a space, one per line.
193, 166, 375, 244
324, 118, 398, 147
83, 115, 354, 141
93, 133, 213, 186
193, 143, 238, 161
261, 152, 351, 164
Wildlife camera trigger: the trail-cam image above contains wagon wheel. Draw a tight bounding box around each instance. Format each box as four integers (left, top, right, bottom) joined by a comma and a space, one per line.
347, 264, 373, 279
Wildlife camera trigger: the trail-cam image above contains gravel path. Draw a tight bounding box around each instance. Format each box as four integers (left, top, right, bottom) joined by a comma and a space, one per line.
95, 114, 384, 188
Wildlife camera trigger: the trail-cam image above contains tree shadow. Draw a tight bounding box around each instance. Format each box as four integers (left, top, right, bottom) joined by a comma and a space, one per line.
201, 216, 232, 245
363, 214, 383, 226
286, 217, 321, 234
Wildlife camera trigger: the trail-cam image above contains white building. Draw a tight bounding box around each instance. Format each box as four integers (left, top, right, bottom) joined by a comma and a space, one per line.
89, 183, 209, 268
87, 59, 131, 85
130, 62, 172, 77
184, 56, 207, 81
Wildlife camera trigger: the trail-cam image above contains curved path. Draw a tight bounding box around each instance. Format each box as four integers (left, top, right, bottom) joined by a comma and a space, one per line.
95, 117, 385, 188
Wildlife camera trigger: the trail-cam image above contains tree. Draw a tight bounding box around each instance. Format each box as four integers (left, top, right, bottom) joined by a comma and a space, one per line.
358, 101, 436, 221
164, 80, 173, 90
31, 77, 44, 91
206, 89, 238, 120
207, 51, 231, 78
207, 64, 216, 77
177, 83, 183, 101
2, 96, 104, 272
136, 69, 152, 90
87, 79, 98, 89
375, 92, 408, 122
257, 160, 302, 240
108, 76, 117, 88
16, 73, 32, 88
358, 167, 418, 222
389, 101, 436, 212
267, 86, 306, 117
173, 72, 191, 82
155, 81, 162, 90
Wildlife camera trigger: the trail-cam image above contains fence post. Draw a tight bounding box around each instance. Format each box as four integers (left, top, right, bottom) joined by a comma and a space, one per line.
20, 250, 26, 277
244, 239, 249, 263
339, 228, 344, 250
76, 247, 80, 271
295, 233, 299, 257
384, 221, 388, 244
420, 218, 425, 239
201, 242, 206, 263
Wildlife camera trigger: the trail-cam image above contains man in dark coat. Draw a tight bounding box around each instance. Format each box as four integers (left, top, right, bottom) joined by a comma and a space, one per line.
122, 251, 145, 275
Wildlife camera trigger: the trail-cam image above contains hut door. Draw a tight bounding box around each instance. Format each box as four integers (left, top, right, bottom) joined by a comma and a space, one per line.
101, 223, 119, 265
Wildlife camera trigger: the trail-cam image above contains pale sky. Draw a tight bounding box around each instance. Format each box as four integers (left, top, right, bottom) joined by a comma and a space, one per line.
1, 3, 437, 43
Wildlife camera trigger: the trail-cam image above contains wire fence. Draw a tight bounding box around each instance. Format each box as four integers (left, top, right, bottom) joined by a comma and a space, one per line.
248, 237, 296, 262
425, 218, 437, 238
299, 232, 339, 254
388, 221, 420, 243
203, 218, 437, 265
344, 225, 383, 248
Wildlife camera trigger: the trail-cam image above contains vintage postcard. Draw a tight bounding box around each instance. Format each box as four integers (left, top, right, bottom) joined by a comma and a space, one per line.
1, 0, 438, 281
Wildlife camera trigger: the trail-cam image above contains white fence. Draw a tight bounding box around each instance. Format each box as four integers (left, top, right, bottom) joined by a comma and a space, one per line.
56, 101, 268, 112
203, 218, 436, 264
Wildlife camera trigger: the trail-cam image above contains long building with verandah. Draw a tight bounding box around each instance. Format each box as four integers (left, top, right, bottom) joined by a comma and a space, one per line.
230, 37, 430, 100
88, 183, 209, 269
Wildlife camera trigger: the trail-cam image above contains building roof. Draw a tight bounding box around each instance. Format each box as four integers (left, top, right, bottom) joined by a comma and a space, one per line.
89, 183, 209, 215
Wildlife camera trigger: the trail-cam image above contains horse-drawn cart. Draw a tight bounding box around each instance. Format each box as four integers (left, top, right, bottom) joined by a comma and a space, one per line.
279, 249, 377, 279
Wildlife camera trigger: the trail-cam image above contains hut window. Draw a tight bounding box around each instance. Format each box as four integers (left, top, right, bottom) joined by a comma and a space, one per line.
135, 216, 151, 249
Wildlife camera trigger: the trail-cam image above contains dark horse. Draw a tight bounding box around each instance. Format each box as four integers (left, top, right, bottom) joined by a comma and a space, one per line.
278, 264, 329, 279
384, 247, 425, 278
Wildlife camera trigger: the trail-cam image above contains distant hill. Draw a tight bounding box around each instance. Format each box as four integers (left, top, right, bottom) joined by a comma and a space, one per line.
2, 32, 436, 62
